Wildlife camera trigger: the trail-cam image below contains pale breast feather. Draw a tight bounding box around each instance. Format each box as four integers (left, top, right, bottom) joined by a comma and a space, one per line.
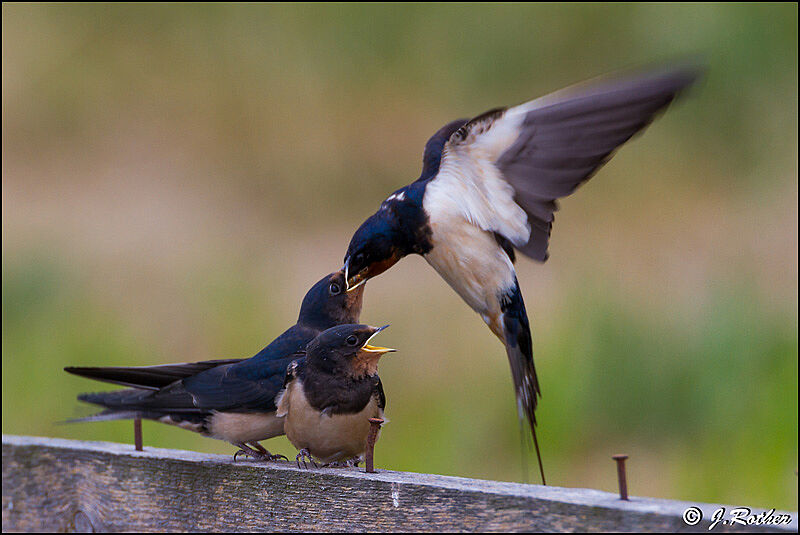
207, 411, 285, 444
422, 214, 517, 321
281, 377, 383, 463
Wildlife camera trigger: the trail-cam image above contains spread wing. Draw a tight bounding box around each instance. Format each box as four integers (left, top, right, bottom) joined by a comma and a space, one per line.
431, 64, 702, 261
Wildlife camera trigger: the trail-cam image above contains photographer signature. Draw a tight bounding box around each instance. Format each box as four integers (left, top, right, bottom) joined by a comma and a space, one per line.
683, 506, 793, 530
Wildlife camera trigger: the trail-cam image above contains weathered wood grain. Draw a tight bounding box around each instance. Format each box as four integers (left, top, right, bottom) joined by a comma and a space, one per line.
2, 435, 796, 532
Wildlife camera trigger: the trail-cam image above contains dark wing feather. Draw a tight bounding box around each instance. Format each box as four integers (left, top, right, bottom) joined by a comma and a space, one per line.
77, 354, 303, 415
495, 65, 702, 260
69, 323, 314, 413
417, 119, 468, 181
64, 359, 244, 390
78, 381, 204, 413
182, 354, 303, 412
374, 376, 386, 410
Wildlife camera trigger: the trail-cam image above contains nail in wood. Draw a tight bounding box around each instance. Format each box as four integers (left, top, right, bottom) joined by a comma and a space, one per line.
134, 418, 143, 451
612, 454, 628, 500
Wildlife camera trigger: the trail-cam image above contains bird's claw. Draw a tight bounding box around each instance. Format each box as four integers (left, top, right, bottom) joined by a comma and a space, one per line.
233, 448, 287, 463
295, 448, 317, 469
323, 456, 361, 468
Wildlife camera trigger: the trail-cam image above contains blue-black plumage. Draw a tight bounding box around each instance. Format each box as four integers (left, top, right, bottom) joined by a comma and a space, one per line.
65, 270, 365, 460
276, 323, 394, 466
343, 64, 703, 484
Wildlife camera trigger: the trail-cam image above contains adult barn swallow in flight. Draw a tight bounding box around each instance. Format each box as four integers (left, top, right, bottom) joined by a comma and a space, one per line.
276, 324, 394, 467
65, 270, 364, 460
343, 65, 701, 483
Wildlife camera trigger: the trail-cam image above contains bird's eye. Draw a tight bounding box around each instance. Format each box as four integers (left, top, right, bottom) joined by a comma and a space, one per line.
346, 335, 359, 346
355, 253, 365, 264
329, 282, 341, 295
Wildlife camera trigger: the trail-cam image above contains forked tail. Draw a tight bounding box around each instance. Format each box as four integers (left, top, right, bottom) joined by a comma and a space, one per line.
65, 388, 207, 434
64, 359, 243, 390
62, 389, 154, 424
500, 278, 545, 485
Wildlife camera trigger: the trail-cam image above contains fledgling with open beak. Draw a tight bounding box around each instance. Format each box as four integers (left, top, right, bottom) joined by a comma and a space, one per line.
64, 270, 365, 461
276, 323, 395, 467
343, 64, 703, 484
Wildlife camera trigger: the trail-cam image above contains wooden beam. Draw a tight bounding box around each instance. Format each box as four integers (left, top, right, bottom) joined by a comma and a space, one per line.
2, 435, 796, 532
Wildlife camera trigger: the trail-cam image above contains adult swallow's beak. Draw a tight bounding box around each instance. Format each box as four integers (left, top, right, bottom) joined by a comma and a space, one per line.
344, 257, 367, 292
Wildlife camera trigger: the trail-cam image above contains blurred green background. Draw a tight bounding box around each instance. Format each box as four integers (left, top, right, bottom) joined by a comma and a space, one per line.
2, 3, 797, 510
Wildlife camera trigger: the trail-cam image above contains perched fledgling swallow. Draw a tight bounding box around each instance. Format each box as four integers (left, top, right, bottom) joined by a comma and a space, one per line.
343, 65, 702, 483
276, 324, 394, 467
65, 270, 365, 460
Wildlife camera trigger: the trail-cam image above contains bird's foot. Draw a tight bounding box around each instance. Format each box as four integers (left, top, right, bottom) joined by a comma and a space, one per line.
295, 448, 317, 469
323, 456, 361, 468
233, 449, 287, 462
233, 448, 253, 462
250, 441, 288, 462
252, 451, 289, 462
